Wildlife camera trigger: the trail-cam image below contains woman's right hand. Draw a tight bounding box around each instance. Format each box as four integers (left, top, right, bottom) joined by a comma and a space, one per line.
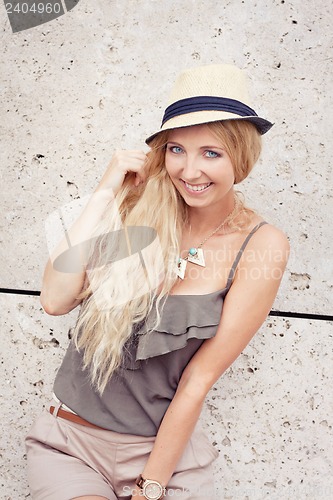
97, 150, 148, 197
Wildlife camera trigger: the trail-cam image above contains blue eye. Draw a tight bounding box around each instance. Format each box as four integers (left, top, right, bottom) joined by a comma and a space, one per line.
205, 150, 219, 158
168, 145, 183, 154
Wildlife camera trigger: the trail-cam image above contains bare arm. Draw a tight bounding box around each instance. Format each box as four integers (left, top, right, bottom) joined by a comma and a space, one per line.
132, 225, 290, 495
40, 150, 148, 315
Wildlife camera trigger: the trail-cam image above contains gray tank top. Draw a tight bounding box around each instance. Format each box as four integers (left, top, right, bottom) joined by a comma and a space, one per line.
54, 222, 267, 436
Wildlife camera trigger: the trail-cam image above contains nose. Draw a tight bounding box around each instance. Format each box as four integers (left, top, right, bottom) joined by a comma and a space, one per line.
181, 155, 202, 181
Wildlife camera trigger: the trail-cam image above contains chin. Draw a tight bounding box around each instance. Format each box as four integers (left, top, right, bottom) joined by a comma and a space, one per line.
183, 197, 211, 207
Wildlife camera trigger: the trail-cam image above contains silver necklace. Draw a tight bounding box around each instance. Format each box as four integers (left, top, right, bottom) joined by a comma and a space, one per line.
176, 198, 239, 280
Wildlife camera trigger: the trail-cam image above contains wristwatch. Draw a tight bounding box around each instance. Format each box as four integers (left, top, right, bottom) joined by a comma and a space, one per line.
136, 474, 166, 499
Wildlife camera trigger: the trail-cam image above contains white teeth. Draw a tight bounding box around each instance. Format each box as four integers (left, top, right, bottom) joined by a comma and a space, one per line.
184, 181, 211, 192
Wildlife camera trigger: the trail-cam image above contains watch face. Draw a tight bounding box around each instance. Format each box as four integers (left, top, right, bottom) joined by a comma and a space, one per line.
144, 481, 163, 499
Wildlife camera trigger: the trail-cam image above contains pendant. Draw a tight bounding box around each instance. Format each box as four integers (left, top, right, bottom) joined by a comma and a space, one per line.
176, 257, 187, 279
187, 247, 205, 267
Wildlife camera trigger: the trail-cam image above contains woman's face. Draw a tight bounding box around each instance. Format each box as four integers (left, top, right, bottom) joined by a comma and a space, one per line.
165, 124, 235, 209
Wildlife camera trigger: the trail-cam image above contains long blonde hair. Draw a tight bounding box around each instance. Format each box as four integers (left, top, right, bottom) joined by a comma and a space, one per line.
72, 120, 262, 393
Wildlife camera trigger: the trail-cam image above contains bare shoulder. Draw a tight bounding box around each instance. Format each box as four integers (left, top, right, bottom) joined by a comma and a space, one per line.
241, 220, 290, 272
256, 221, 289, 252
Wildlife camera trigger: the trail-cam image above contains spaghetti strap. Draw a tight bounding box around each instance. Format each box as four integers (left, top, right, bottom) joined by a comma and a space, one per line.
225, 221, 268, 290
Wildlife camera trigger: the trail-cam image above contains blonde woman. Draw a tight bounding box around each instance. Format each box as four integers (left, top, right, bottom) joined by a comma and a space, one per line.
26, 64, 289, 500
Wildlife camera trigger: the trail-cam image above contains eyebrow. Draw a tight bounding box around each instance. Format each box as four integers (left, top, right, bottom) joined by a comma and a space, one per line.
167, 141, 224, 151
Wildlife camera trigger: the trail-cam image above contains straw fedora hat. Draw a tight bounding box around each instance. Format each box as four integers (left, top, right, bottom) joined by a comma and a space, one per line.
146, 64, 273, 144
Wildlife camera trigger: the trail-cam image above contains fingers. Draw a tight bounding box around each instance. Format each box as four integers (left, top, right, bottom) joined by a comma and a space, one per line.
114, 150, 148, 182
114, 150, 148, 186
98, 150, 149, 196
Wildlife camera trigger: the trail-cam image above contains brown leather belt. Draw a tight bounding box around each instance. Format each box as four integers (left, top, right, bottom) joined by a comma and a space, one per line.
49, 405, 106, 430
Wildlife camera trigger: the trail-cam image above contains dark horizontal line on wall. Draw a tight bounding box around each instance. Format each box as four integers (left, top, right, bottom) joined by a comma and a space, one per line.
0, 287, 41, 296
269, 310, 333, 322
0, 288, 332, 322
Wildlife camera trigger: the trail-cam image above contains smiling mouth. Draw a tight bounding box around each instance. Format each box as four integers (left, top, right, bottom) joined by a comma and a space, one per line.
182, 180, 213, 192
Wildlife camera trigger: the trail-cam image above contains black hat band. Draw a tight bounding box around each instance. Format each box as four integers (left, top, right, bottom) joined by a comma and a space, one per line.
161, 96, 258, 126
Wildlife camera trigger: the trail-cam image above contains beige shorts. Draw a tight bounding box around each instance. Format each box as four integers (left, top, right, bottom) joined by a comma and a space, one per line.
25, 402, 219, 499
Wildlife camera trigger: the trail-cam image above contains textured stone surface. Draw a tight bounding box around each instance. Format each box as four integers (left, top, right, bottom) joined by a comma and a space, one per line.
0, 294, 77, 499
1, 0, 332, 498
205, 316, 333, 499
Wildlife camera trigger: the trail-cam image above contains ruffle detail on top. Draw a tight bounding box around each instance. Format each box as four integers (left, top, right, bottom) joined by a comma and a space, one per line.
134, 288, 227, 362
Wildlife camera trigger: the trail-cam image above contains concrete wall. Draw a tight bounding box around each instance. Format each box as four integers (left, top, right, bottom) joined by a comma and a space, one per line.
1, 0, 332, 498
